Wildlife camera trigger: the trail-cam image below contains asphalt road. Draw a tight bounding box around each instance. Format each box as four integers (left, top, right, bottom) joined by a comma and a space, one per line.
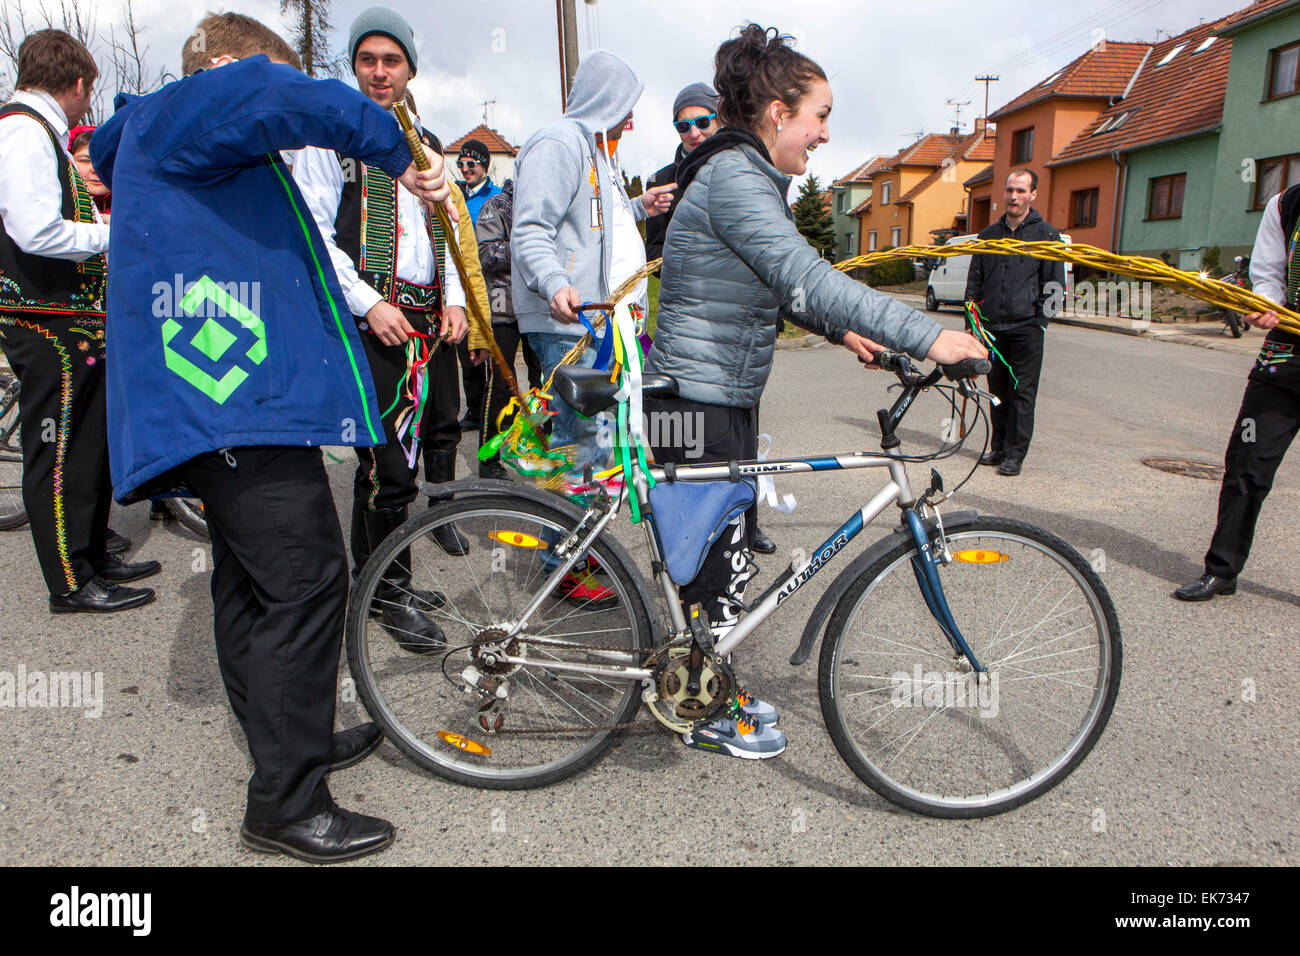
1, 316, 1295, 866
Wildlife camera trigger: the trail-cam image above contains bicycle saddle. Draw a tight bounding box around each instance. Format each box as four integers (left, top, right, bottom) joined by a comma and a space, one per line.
553, 366, 679, 417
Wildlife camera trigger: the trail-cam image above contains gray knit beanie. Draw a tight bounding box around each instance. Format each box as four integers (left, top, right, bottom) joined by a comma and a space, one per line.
672, 82, 718, 120
349, 6, 417, 74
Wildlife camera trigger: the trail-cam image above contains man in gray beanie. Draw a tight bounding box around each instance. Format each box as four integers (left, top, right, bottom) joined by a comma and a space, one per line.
643, 82, 718, 260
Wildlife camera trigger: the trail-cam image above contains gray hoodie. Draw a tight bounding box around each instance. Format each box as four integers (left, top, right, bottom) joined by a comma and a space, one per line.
511, 50, 647, 336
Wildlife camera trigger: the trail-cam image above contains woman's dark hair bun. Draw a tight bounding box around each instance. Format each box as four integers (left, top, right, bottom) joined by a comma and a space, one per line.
714, 23, 827, 133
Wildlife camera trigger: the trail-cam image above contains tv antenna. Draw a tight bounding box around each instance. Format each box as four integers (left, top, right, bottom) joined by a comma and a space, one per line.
480, 98, 498, 127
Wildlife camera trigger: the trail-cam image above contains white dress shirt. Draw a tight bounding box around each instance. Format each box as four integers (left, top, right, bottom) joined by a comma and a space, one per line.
291, 115, 464, 320
1249, 192, 1288, 310
0, 89, 108, 261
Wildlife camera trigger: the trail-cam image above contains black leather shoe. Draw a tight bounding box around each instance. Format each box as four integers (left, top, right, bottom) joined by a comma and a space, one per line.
997, 458, 1022, 476
751, 527, 777, 554
432, 521, 470, 555
458, 414, 477, 431
94, 551, 162, 584
979, 451, 1005, 467
1174, 573, 1238, 601
50, 576, 155, 613
104, 527, 131, 553
479, 458, 511, 481
240, 804, 395, 863
329, 722, 383, 772
148, 500, 171, 521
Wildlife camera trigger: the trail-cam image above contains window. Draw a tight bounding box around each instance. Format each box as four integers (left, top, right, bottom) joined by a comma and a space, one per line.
1267, 42, 1300, 100
881, 180, 892, 204
847, 233, 857, 255
836, 190, 847, 213
891, 226, 902, 247
1157, 43, 1187, 66
1194, 36, 1217, 53
1252, 153, 1300, 209
1070, 188, 1099, 228
1039, 69, 1065, 88
1147, 173, 1186, 220
868, 230, 878, 251
1012, 127, 1034, 164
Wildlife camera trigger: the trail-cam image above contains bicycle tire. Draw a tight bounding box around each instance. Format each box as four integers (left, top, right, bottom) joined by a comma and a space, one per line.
1228, 313, 1245, 338
346, 492, 654, 790
164, 497, 209, 537
818, 515, 1121, 818
0, 374, 27, 531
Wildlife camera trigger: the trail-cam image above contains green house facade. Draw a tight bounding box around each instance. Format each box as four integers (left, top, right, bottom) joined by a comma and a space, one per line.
830, 180, 872, 261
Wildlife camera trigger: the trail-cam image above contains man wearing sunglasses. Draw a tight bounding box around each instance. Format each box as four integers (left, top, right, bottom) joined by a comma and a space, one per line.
644, 83, 718, 261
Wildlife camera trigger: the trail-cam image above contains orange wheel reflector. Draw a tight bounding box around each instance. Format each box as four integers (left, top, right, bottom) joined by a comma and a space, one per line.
488, 530, 547, 549
954, 549, 1010, 564
437, 731, 492, 755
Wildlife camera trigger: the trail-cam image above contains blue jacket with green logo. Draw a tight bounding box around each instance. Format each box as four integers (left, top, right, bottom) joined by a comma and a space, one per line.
90, 57, 411, 500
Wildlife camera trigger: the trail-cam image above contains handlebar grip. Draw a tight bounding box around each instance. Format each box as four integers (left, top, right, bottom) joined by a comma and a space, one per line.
876, 350, 907, 373
941, 357, 992, 380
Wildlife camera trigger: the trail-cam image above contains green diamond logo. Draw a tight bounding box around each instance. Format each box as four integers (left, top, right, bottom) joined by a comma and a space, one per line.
192, 317, 237, 361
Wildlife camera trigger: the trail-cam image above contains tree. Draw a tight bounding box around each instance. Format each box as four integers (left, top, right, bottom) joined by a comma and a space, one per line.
793, 174, 836, 260
281, 0, 344, 78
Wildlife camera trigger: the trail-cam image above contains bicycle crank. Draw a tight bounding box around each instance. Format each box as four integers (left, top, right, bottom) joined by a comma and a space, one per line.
643, 644, 734, 734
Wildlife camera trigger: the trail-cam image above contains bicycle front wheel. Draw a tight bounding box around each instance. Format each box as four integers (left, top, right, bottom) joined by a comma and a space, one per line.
819, 516, 1121, 817
165, 496, 209, 537
346, 493, 654, 790
0, 374, 27, 531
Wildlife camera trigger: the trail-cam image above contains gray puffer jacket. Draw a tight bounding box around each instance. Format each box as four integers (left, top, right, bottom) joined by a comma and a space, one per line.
646, 143, 943, 407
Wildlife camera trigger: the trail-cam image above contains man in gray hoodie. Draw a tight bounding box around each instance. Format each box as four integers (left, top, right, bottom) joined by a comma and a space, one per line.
511, 51, 673, 475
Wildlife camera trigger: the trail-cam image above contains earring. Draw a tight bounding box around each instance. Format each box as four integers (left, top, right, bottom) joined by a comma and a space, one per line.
777, 123, 783, 131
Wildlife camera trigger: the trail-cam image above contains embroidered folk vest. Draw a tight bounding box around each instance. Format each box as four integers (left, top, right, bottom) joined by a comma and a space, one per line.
332, 128, 445, 315
0, 102, 106, 317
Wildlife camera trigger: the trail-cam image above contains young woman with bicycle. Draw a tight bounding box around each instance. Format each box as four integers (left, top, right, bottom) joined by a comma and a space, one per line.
644, 24, 987, 758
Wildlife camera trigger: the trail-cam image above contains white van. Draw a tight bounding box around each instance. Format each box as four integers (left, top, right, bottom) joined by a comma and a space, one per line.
925, 233, 1072, 312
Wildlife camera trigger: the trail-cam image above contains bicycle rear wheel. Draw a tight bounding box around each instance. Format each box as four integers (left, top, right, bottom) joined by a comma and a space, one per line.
0, 374, 27, 531
818, 516, 1121, 817
164, 496, 209, 537
345, 493, 654, 790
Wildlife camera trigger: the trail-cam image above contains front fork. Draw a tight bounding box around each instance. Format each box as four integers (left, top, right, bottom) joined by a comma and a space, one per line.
903, 507, 985, 674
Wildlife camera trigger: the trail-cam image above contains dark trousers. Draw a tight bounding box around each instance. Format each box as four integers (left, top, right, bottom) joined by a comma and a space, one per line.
175, 446, 346, 825
354, 308, 436, 512
986, 322, 1046, 461
1204, 355, 1300, 579
478, 322, 543, 460
419, 324, 463, 485
648, 396, 757, 630
457, 338, 487, 427
0, 314, 111, 595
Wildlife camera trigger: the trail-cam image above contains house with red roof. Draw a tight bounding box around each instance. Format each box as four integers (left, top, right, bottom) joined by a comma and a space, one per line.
830, 156, 885, 259
849, 126, 996, 254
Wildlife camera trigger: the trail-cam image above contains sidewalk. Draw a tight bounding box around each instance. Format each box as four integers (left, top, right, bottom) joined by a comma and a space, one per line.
773, 290, 1264, 357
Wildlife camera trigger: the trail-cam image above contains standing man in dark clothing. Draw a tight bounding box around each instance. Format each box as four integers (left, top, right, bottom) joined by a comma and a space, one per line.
1175, 183, 1300, 601
454, 138, 501, 433
964, 169, 1064, 476
644, 83, 714, 260
0, 29, 160, 613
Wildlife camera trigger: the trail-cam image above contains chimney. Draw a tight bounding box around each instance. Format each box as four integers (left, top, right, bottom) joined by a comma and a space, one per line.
950, 126, 960, 136
975, 117, 986, 134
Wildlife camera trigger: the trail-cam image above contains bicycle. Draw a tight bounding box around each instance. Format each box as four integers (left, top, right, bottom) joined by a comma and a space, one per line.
0, 373, 26, 530
345, 352, 1121, 817
1215, 255, 1252, 338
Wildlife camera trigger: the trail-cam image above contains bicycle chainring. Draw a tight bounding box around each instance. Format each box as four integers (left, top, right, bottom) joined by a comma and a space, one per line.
646, 644, 734, 734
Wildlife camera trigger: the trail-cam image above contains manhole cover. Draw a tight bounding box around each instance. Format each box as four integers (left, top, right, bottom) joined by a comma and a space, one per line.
1141, 457, 1224, 481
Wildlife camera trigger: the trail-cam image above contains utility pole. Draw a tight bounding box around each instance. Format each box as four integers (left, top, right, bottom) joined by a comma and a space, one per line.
975, 74, 999, 122
562, 0, 580, 107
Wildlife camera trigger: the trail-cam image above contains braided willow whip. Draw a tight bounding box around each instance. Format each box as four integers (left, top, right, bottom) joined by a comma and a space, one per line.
393, 103, 527, 405
573, 241, 1300, 349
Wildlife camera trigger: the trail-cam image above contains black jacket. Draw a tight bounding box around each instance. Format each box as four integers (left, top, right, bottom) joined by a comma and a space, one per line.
964, 208, 1065, 329
475, 178, 514, 322
644, 143, 687, 260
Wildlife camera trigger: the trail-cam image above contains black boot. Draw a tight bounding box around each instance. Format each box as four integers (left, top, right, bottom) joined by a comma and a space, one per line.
362, 506, 446, 654
425, 449, 470, 555
350, 503, 444, 610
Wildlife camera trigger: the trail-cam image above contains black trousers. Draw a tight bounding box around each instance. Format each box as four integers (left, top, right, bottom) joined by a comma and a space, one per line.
477, 322, 544, 460
354, 307, 437, 512
0, 314, 111, 595
419, 323, 463, 483
1204, 342, 1300, 579
985, 322, 1046, 461
175, 446, 346, 825
647, 396, 757, 631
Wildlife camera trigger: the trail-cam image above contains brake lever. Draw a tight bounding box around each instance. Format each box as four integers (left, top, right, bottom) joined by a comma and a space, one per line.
958, 378, 1001, 406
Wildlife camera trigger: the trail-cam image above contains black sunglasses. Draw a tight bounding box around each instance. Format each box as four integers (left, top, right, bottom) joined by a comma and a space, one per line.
673, 112, 716, 134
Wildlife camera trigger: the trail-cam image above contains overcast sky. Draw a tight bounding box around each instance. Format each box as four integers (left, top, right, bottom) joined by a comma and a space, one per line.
19, 0, 1247, 188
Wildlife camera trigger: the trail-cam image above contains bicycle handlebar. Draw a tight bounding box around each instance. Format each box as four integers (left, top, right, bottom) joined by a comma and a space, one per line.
876, 351, 990, 383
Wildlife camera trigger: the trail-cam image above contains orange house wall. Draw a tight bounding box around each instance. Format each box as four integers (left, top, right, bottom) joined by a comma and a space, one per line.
1046, 154, 1119, 249
989, 97, 1109, 224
